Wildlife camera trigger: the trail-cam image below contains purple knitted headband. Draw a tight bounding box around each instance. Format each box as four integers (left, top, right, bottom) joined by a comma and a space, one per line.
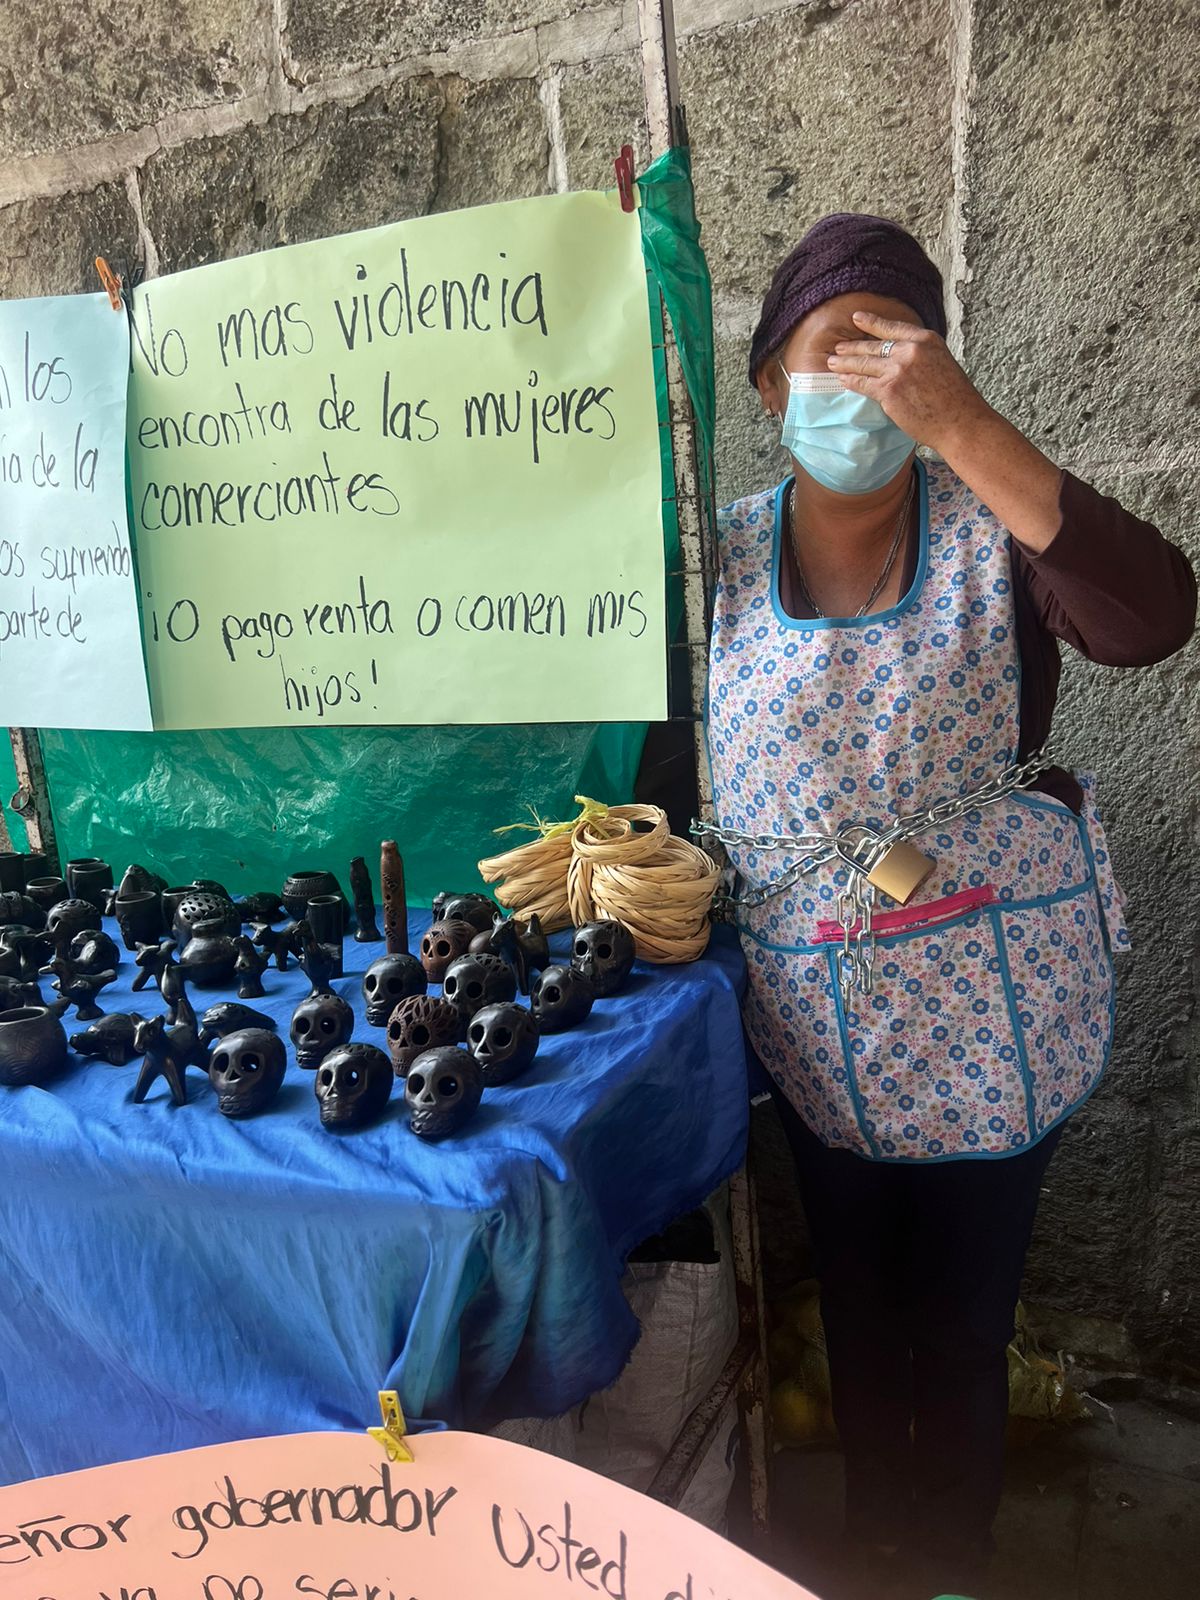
748, 212, 947, 384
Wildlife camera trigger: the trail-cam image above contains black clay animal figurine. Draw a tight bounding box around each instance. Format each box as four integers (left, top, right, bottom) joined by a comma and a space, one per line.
290, 991, 354, 1069
385, 994, 461, 1076
467, 1002, 540, 1086
70, 1012, 147, 1066
431, 892, 498, 934
198, 1001, 277, 1046
362, 952, 427, 1027
405, 1047, 484, 1140
209, 1029, 287, 1118
116, 862, 168, 901
132, 938, 178, 995
419, 919, 476, 984
131, 999, 210, 1107
530, 964, 595, 1032
234, 934, 270, 999
0, 892, 46, 931
67, 928, 122, 976
237, 891, 285, 925
571, 919, 637, 997
40, 951, 118, 1021
349, 856, 382, 943
0, 925, 53, 981
251, 920, 304, 972
0, 1004, 69, 1087
297, 920, 342, 993
314, 1042, 393, 1132
0, 975, 42, 1014
469, 911, 549, 995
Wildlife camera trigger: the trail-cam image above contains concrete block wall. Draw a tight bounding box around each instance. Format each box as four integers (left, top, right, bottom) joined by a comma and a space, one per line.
2, 0, 1197, 1369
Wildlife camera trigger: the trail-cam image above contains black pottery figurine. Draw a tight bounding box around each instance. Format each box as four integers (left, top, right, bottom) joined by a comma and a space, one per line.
441, 952, 517, 1031
46, 898, 101, 950
209, 1029, 287, 1118
405, 1047, 483, 1140
385, 993, 461, 1076
131, 984, 209, 1106
570, 919, 637, 997
179, 918, 240, 988
290, 991, 354, 1069
314, 1042, 393, 1132
380, 840, 408, 956
431, 892, 498, 934
297, 919, 342, 992
40, 950, 118, 1020
132, 937, 178, 995
0, 975, 42, 1014
198, 1001, 277, 1045
233, 934, 270, 999
237, 891, 285, 925
469, 911, 549, 995
419, 919, 476, 984
530, 964, 595, 1032
114, 889, 165, 952
362, 952, 427, 1027
0, 891, 46, 931
466, 1001, 540, 1087
0, 1004, 69, 1087
70, 1012, 147, 1066
349, 856, 382, 943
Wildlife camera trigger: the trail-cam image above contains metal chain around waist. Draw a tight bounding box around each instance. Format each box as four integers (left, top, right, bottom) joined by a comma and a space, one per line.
691, 745, 1057, 915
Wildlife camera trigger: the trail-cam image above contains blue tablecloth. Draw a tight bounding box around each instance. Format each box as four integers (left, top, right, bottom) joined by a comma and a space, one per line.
0, 913, 747, 1485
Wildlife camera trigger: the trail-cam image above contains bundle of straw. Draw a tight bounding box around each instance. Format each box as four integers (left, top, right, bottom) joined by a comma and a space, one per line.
478, 797, 720, 963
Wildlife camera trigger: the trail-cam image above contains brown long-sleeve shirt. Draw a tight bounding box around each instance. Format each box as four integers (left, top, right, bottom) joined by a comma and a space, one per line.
637, 470, 1197, 822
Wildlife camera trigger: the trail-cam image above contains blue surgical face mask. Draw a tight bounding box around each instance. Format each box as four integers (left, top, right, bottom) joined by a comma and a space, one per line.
778, 366, 915, 495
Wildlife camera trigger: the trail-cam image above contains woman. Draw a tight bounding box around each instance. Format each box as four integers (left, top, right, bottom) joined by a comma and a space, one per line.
704, 214, 1195, 1596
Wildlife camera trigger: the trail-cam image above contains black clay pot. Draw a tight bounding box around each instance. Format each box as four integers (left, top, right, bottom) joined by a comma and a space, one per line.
0, 1005, 68, 1087
173, 890, 240, 940
179, 918, 240, 987
65, 859, 114, 912
160, 887, 191, 927
0, 854, 27, 893
21, 853, 50, 885
281, 870, 341, 921
115, 890, 165, 952
305, 894, 345, 947
25, 875, 67, 912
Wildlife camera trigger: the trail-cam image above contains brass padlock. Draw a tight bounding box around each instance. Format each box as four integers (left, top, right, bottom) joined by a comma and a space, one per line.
866, 839, 936, 906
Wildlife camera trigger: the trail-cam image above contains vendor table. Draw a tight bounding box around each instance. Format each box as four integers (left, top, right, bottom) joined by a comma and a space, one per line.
0, 913, 748, 1485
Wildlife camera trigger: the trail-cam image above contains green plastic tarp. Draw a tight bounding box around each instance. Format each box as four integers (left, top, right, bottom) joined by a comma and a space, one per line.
3, 149, 715, 902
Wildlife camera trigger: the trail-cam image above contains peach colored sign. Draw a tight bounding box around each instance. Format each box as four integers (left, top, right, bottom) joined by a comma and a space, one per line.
0, 1430, 818, 1600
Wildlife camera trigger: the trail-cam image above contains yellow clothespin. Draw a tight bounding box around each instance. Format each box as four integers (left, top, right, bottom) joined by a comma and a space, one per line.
367, 1390, 414, 1463
94, 257, 124, 312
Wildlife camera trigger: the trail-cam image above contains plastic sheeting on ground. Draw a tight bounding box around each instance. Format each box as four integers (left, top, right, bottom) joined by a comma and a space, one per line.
0, 917, 748, 1486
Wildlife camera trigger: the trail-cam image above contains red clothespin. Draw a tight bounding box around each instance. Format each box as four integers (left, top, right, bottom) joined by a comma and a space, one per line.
94, 257, 124, 312
613, 144, 636, 212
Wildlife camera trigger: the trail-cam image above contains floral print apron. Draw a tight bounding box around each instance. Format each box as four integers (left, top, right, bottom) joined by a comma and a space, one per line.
707, 458, 1127, 1162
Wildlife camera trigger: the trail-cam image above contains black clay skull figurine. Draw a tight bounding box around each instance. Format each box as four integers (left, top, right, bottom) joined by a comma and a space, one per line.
419, 918, 476, 983
290, 991, 353, 1068
571, 919, 636, 997
467, 1001, 540, 1086
441, 952, 517, 1030
315, 1042, 393, 1132
386, 993, 461, 1076
362, 952, 427, 1027
405, 1046, 483, 1140
531, 963, 595, 1032
209, 1028, 287, 1118
430, 892, 498, 933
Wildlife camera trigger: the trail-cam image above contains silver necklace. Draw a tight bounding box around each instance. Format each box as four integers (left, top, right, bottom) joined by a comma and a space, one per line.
788, 470, 916, 620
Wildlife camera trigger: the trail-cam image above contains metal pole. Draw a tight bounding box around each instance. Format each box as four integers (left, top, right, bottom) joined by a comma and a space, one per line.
636, 0, 720, 817
8, 728, 60, 872
635, 0, 771, 1545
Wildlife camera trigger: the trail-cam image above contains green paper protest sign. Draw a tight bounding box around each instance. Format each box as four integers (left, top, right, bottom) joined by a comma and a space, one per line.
127, 190, 666, 730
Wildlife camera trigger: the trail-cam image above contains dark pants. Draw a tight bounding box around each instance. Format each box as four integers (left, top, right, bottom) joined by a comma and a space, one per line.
775, 1093, 1063, 1572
